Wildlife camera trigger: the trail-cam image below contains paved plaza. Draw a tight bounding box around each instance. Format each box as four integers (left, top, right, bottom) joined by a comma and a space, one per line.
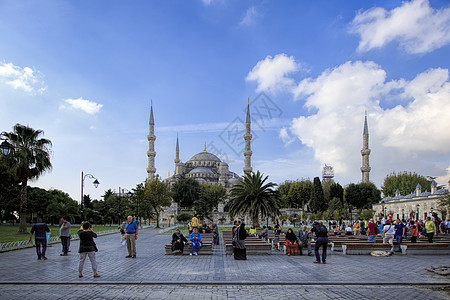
0, 228, 449, 299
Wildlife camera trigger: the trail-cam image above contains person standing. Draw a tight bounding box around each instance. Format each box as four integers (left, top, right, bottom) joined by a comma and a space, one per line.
29, 217, 50, 260
382, 220, 395, 252
367, 219, 378, 242
394, 219, 406, 250
310, 221, 328, 264
233, 222, 247, 260
125, 216, 138, 258
410, 220, 418, 243
424, 216, 436, 243
78, 222, 100, 278
59, 217, 71, 256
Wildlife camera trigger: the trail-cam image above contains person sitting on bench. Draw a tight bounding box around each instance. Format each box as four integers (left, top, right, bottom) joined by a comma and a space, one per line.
171, 228, 188, 254
258, 225, 268, 240
189, 227, 202, 256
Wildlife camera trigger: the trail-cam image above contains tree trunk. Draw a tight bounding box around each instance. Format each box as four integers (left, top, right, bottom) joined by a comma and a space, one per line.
18, 179, 28, 233
155, 210, 160, 228
252, 215, 260, 228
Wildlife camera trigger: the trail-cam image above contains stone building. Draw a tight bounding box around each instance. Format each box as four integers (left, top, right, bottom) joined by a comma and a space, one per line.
372, 180, 449, 221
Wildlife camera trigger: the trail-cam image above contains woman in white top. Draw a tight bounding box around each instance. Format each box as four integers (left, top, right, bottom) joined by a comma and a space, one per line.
383, 220, 395, 246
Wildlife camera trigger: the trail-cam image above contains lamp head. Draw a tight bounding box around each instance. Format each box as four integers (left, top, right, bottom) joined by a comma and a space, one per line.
93, 179, 100, 188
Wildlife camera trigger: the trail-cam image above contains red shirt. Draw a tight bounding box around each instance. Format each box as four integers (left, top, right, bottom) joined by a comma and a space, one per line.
368, 222, 377, 235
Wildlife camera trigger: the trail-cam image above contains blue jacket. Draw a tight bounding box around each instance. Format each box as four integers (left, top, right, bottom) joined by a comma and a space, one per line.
190, 232, 201, 242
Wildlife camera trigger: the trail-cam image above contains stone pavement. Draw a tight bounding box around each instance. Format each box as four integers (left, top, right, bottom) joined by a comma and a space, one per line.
0, 228, 449, 299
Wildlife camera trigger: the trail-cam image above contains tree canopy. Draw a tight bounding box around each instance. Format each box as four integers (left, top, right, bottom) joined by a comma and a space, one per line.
310, 177, 326, 213
1, 124, 52, 233
381, 171, 431, 197
144, 175, 172, 228
195, 184, 226, 220
228, 171, 280, 227
171, 177, 201, 209
345, 182, 381, 210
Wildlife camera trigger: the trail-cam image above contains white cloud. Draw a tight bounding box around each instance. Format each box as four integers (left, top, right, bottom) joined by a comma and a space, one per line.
279, 127, 295, 146
240, 6, 258, 26
246, 54, 300, 93
59, 97, 103, 114
286, 60, 450, 184
350, 0, 450, 54
0, 62, 46, 94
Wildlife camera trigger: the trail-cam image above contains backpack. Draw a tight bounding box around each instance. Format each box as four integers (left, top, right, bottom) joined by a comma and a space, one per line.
317, 224, 328, 236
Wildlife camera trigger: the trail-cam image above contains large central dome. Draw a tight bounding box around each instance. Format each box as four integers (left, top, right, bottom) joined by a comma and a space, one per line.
188, 151, 221, 162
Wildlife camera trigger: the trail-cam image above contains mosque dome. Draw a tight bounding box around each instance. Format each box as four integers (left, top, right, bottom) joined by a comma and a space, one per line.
188, 167, 214, 175
188, 151, 221, 163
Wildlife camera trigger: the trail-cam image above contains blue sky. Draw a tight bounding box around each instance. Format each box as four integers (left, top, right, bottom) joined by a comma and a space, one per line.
1, 0, 449, 202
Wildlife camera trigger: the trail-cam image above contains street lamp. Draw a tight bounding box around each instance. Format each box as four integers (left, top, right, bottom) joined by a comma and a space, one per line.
81, 171, 100, 220
0, 139, 12, 156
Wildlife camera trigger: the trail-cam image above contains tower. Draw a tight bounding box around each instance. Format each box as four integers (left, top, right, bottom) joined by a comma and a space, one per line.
147, 101, 156, 178
243, 99, 253, 175
360, 111, 371, 183
174, 134, 180, 165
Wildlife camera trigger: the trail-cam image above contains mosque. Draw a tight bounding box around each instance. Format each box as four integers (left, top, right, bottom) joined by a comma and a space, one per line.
145, 100, 253, 223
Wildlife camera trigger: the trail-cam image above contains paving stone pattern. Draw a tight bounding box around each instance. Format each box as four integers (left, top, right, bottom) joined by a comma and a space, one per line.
0, 228, 449, 299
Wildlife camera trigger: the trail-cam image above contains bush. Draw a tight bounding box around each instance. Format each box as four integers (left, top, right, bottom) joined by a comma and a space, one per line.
176, 212, 192, 223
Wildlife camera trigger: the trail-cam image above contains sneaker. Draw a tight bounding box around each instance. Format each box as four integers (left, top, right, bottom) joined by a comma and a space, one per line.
37, 257, 41, 260
190, 253, 193, 256
132, 256, 136, 258
125, 255, 132, 258
194, 252, 198, 256
42, 256, 47, 260
60, 253, 68, 256
313, 261, 321, 264
322, 261, 326, 264
308, 253, 314, 256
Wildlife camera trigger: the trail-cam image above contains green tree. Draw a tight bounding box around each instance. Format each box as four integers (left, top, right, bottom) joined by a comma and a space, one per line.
1, 124, 52, 233
322, 209, 333, 221
329, 197, 343, 212
289, 180, 313, 210
329, 182, 344, 203
176, 212, 192, 223
171, 178, 201, 209
277, 181, 292, 208
345, 182, 381, 210
381, 171, 431, 197
310, 177, 326, 213
195, 184, 226, 220
0, 158, 19, 223
144, 175, 172, 228
359, 209, 375, 220
228, 171, 280, 227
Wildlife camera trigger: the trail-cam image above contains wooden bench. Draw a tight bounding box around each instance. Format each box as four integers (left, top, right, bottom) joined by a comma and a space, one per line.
400, 243, 450, 255
165, 233, 214, 255
342, 243, 393, 255
223, 230, 273, 255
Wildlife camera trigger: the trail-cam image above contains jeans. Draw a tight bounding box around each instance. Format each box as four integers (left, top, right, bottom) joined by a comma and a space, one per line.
35, 238, 47, 258
190, 240, 201, 254
60, 236, 69, 254
314, 237, 328, 263
78, 252, 97, 273
396, 235, 403, 245
427, 232, 434, 243
368, 235, 376, 242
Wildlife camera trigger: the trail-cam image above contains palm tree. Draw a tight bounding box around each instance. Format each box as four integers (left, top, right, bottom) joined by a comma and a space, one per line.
1, 124, 52, 233
228, 171, 280, 227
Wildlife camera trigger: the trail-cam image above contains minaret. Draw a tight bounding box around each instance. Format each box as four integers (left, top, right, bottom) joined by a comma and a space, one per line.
243, 99, 253, 175
147, 101, 156, 178
174, 134, 180, 164
360, 111, 371, 183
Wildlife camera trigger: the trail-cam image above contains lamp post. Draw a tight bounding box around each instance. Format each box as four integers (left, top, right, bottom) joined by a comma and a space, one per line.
0, 139, 13, 156
81, 171, 100, 221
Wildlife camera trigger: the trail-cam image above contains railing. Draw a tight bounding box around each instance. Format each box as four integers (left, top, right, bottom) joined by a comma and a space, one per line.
0, 229, 119, 252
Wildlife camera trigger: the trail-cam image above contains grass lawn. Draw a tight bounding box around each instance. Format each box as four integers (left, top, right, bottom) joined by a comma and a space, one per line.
0, 224, 119, 244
